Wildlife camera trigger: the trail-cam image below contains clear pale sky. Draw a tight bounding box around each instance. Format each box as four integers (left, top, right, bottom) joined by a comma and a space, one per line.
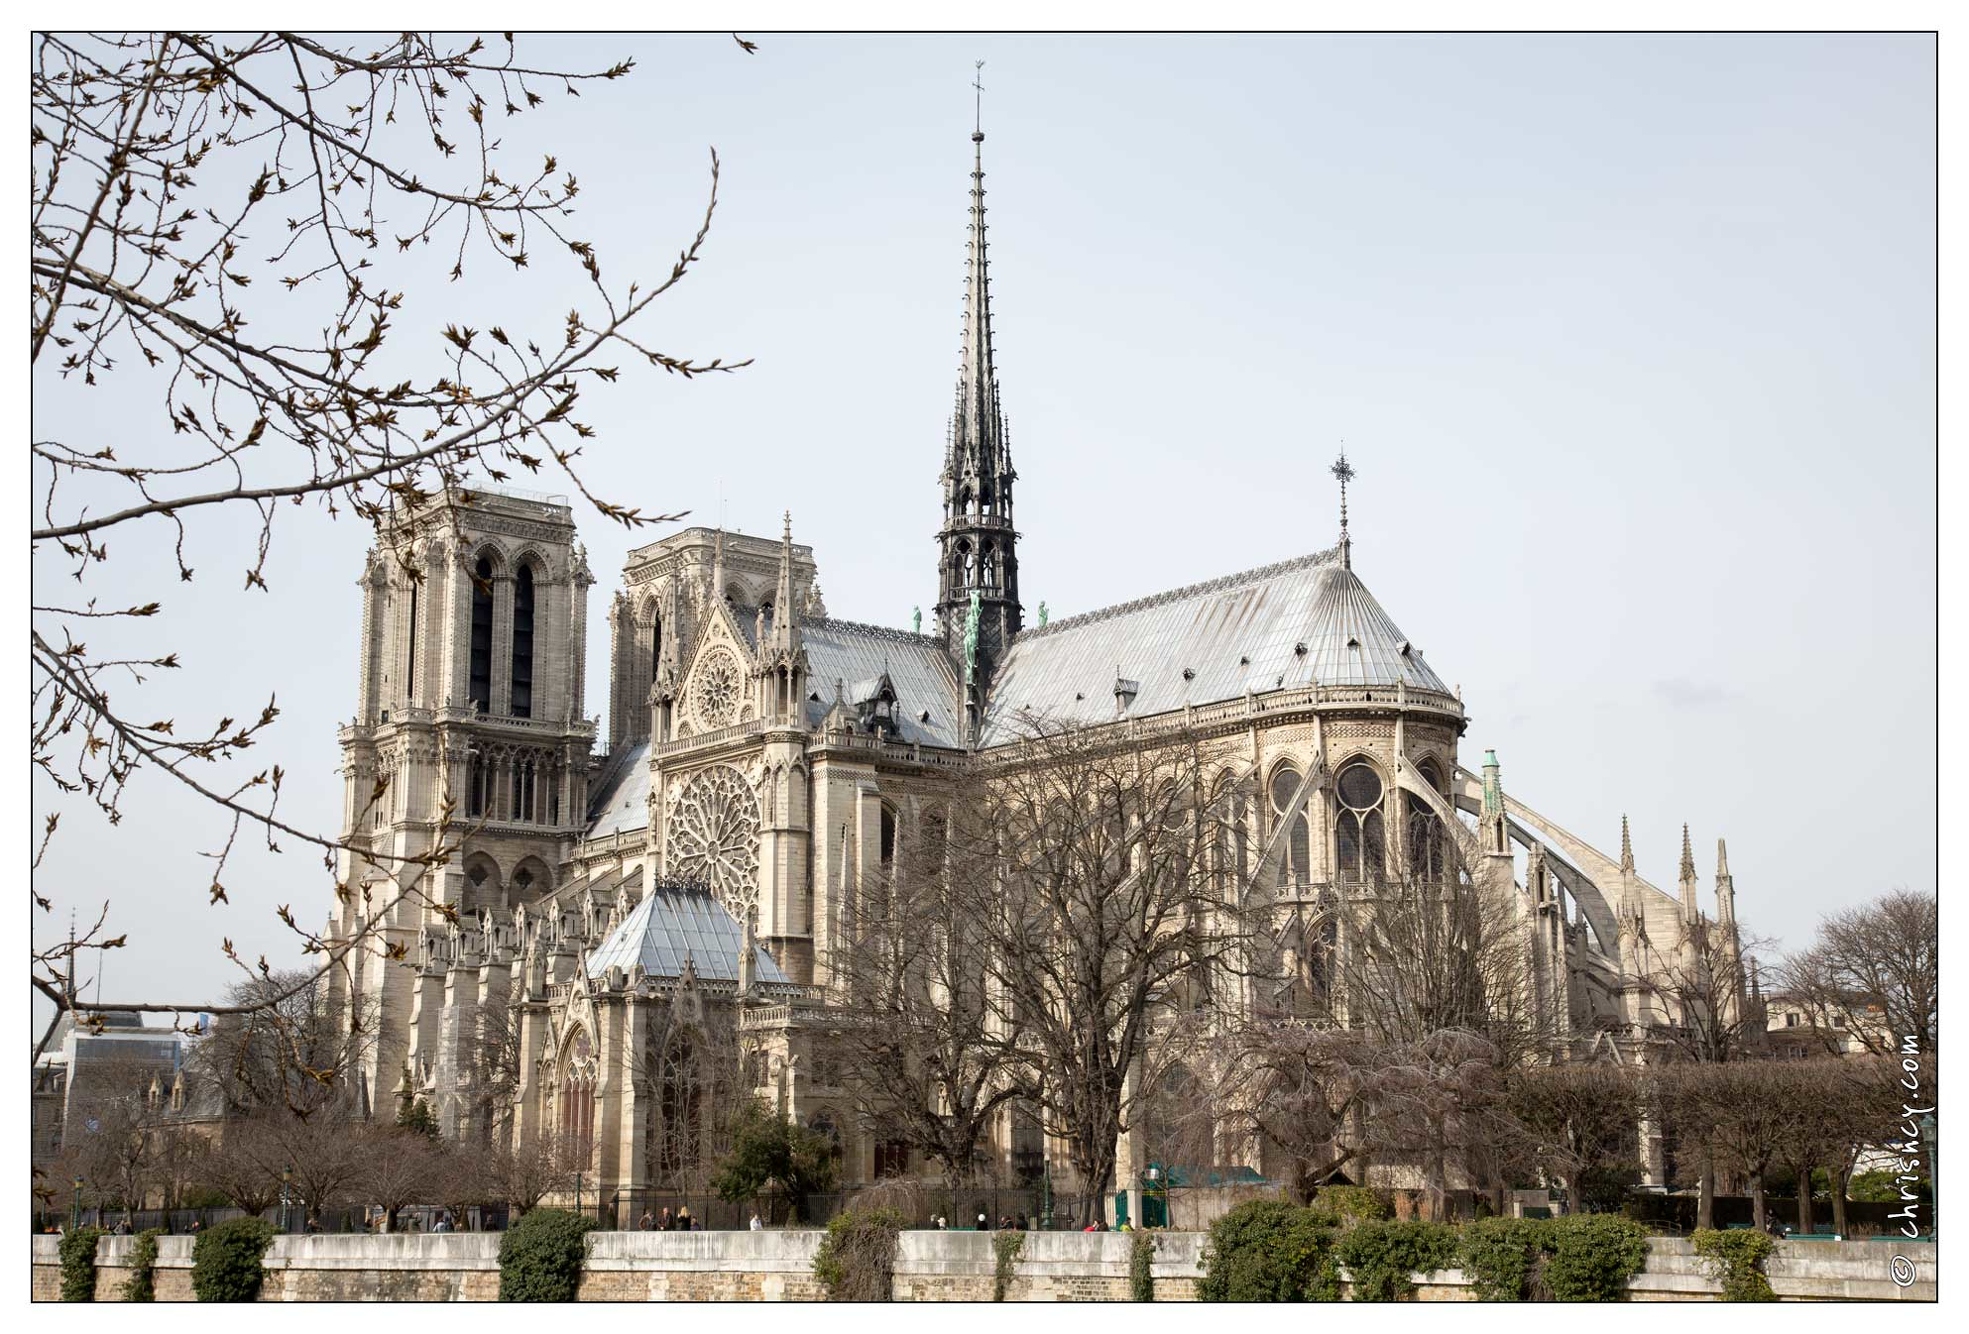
29, 33, 1936, 1010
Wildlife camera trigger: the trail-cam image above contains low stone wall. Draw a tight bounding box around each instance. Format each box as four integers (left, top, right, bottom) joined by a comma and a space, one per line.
30, 1230, 1935, 1302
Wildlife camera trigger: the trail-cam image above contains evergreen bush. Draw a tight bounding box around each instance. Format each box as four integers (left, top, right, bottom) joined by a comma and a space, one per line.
1691, 1228, 1778, 1302
497, 1208, 598, 1302
1309, 1185, 1394, 1228
1197, 1199, 1341, 1302
811, 1206, 904, 1301
1458, 1217, 1550, 1301
190, 1217, 276, 1302
1541, 1214, 1650, 1302
1336, 1219, 1458, 1301
121, 1227, 166, 1302
58, 1226, 104, 1302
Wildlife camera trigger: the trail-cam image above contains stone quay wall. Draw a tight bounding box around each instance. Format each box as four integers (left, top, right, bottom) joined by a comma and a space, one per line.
31, 1231, 1935, 1302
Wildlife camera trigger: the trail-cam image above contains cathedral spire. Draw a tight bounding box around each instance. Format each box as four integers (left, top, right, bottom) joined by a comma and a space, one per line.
935, 105, 1021, 720
1678, 823, 1700, 926
1619, 814, 1635, 874
773, 511, 797, 647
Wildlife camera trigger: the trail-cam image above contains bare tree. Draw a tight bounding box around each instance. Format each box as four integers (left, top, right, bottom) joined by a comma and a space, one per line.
198, 1117, 287, 1216
1341, 848, 1550, 1070
188, 970, 373, 1118
971, 717, 1255, 1222
1777, 890, 1937, 1059
1506, 1061, 1644, 1207
493, 1128, 582, 1216
268, 1105, 366, 1225
824, 795, 1029, 1194
31, 32, 747, 1053
634, 998, 743, 1202
357, 1123, 445, 1231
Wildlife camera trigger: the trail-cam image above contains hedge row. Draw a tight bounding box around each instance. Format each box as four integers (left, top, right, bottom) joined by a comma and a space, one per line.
1200, 1199, 1655, 1302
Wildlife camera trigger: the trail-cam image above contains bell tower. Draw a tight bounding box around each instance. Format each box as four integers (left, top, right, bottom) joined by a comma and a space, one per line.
329, 486, 595, 1125
933, 122, 1022, 735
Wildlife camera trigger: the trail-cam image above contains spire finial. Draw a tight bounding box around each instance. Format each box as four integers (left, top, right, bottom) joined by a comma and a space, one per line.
972, 59, 986, 140
1716, 837, 1730, 879
1680, 823, 1695, 880
1330, 446, 1355, 569
1619, 814, 1634, 873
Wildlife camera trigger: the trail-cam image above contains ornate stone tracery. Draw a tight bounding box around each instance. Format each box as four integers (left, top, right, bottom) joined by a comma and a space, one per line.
665, 764, 762, 914
692, 648, 743, 729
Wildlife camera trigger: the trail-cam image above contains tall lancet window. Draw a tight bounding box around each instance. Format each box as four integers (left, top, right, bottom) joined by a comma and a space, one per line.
468, 557, 494, 710
1335, 762, 1386, 883
1270, 763, 1312, 891
649, 614, 662, 683
510, 564, 535, 718
405, 580, 419, 703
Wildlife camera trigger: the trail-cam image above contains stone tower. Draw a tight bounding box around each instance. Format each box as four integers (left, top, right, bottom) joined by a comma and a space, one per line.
933, 125, 1022, 739
328, 486, 595, 1131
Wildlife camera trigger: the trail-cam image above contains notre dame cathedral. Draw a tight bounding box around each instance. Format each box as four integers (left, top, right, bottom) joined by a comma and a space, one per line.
325, 126, 1755, 1212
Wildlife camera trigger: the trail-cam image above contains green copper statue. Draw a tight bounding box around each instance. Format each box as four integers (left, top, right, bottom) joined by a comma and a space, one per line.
1037, 601, 1048, 627
963, 590, 982, 682
912, 606, 921, 635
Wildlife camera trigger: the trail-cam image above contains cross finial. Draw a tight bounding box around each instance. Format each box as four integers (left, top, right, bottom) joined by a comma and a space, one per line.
1330, 445, 1355, 568
972, 60, 986, 139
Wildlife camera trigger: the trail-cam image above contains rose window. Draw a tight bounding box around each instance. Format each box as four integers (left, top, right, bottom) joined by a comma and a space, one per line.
692, 649, 743, 728
666, 765, 762, 913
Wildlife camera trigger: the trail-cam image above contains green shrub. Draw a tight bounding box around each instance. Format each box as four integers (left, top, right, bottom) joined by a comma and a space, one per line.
59, 1226, 104, 1302
1692, 1228, 1777, 1302
811, 1206, 904, 1301
994, 1229, 1026, 1302
1542, 1215, 1649, 1302
1198, 1200, 1341, 1302
1309, 1184, 1394, 1228
1129, 1229, 1155, 1302
1336, 1219, 1458, 1301
191, 1217, 276, 1302
497, 1208, 598, 1302
1459, 1217, 1551, 1301
121, 1227, 166, 1302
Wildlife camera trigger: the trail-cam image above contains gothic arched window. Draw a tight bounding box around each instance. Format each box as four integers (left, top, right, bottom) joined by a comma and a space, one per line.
879, 804, 898, 869
468, 557, 493, 710
1270, 762, 1311, 890
1334, 761, 1385, 883
510, 563, 535, 718
1407, 759, 1446, 880
650, 613, 662, 682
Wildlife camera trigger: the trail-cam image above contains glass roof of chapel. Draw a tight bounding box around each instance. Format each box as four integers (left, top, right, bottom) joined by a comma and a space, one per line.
585, 882, 789, 984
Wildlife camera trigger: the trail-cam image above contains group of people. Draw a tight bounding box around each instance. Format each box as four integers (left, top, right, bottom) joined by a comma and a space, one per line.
635, 1205, 700, 1231
929, 1211, 1031, 1231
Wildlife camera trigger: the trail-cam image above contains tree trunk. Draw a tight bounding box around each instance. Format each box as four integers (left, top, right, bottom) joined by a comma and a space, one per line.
1830, 1165, 1850, 1237
1750, 1174, 1766, 1231
1795, 1162, 1813, 1235
1696, 1157, 1715, 1232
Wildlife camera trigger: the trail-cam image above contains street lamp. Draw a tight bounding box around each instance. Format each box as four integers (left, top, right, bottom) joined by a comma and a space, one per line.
1040, 1158, 1053, 1231
575, 1171, 583, 1220
281, 1167, 293, 1234
71, 1176, 83, 1233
